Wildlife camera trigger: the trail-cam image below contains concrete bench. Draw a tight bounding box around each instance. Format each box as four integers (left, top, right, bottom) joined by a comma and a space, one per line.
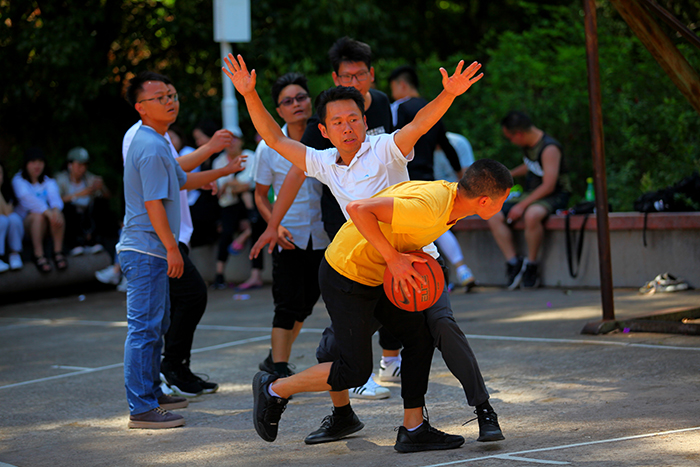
451, 212, 700, 288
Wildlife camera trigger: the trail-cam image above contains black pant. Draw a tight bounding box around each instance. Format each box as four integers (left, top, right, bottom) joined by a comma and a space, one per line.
163, 242, 208, 365
315, 258, 435, 409
271, 240, 324, 329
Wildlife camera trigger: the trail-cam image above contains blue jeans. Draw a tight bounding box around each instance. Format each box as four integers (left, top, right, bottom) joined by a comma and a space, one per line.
119, 251, 171, 415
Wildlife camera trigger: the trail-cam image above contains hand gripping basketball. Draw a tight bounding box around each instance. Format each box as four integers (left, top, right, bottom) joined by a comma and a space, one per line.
383, 251, 444, 312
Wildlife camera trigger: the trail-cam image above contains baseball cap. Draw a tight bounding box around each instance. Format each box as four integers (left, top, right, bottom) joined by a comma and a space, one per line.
67, 147, 90, 163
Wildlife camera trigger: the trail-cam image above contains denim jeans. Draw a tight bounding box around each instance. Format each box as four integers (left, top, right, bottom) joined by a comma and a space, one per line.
0, 212, 23, 256
119, 250, 170, 415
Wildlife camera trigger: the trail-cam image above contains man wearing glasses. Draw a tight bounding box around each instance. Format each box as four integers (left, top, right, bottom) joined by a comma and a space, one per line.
119, 72, 244, 429
254, 73, 330, 382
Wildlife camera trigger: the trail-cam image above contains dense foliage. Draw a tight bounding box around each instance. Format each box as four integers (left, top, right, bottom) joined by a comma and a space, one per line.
1, 0, 698, 210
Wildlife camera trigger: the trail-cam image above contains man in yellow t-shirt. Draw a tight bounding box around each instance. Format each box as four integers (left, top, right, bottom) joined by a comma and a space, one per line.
252, 158, 512, 452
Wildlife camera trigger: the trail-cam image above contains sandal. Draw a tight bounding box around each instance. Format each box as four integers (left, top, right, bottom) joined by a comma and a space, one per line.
53, 252, 68, 271
34, 255, 53, 274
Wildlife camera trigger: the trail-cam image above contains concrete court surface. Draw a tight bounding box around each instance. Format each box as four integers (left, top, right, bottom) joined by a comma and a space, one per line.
1, 284, 699, 467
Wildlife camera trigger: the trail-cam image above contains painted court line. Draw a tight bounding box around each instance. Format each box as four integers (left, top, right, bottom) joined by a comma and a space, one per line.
419, 426, 700, 467
0, 334, 270, 391
494, 455, 569, 465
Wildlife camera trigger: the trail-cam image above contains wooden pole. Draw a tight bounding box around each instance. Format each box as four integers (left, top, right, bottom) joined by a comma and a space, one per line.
583, 0, 615, 325
610, 0, 700, 115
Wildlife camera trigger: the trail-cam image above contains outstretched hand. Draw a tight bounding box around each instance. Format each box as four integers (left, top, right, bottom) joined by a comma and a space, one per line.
440, 60, 483, 97
225, 153, 247, 175
222, 54, 256, 96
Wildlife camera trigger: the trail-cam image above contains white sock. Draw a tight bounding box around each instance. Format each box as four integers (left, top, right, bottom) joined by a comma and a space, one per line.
381, 356, 400, 366
268, 385, 282, 398
456, 264, 472, 277
435, 230, 464, 265
407, 422, 423, 432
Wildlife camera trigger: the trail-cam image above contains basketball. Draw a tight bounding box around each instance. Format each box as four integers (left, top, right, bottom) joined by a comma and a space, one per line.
383, 251, 444, 312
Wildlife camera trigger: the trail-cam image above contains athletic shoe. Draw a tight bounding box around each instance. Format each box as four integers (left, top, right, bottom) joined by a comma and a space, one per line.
69, 246, 85, 256
378, 358, 401, 382
212, 274, 227, 290
394, 420, 465, 453
116, 276, 128, 292
95, 265, 121, 285
157, 394, 189, 410
0, 260, 9, 273
87, 244, 104, 254
304, 411, 365, 445
506, 257, 525, 290
473, 406, 505, 442
456, 265, 476, 291
252, 371, 288, 442
128, 406, 184, 429
259, 350, 295, 377
520, 262, 541, 289
639, 272, 690, 294
160, 361, 203, 397
349, 374, 390, 399
191, 372, 219, 394
8, 253, 23, 270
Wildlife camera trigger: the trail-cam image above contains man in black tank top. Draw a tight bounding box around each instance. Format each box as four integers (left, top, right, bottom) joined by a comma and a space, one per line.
487, 111, 570, 290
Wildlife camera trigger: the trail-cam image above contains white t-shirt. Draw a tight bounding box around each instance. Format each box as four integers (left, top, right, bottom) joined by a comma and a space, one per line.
122, 121, 193, 246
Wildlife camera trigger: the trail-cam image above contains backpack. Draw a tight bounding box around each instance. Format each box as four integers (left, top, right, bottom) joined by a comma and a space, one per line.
633, 172, 700, 246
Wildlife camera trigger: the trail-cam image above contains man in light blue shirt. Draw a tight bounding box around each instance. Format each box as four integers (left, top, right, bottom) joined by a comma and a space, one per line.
118, 71, 245, 430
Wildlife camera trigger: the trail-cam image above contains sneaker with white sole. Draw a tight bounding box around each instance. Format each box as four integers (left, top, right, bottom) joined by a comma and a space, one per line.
95, 265, 121, 285
8, 252, 23, 270
349, 374, 390, 400
69, 246, 85, 256
378, 358, 401, 382
87, 244, 104, 254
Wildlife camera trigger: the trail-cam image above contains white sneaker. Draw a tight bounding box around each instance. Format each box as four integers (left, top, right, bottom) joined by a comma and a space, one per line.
87, 244, 104, 254
349, 374, 390, 400
378, 357, 402, 382
0, 260, 9, 273
117, 276, 128, 292
457, 265, 475, 288
8, 253, 23, 270
70, 246, 85, 256
95, 265, 121, 285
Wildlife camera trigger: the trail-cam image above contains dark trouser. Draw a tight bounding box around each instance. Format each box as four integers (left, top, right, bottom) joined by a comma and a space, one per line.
322, 190, 403, 353
315, 258, 435, 409
423, 282, 490, 407
271, 240, 324, 329
249, 204, 266, 271
163, 242, 208, 365
217, 203, 247, 263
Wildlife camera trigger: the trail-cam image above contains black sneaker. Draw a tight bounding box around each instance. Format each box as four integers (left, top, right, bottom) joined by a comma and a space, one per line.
212, 274, 227, 290
394, 421, 465, 453
128, 407, 185, 429
259, 350, 296, 377
474, 407, 505, 442
520, 262, 541, 289
506, 257, 525, 290
304, 411, 365, 445
160, 360, 203, 397
157, 394, 189, 410
252, 371, 288, 442
192, 373, 219, 394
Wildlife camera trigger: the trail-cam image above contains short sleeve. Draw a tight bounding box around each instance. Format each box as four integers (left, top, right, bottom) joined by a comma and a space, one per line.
255, 145, 273, 186
374, 131, 414, 164
174, 161, 187, 189
390, 197, 436, 234
304, 146, 331, 185
139, 155, 173, 202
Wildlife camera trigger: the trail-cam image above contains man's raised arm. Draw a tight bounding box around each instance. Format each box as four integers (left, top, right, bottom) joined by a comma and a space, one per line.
394, 60, 483, 157
222, 54, 308, 172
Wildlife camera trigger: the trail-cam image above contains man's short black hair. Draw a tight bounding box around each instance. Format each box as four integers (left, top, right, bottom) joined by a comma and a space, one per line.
271, 72, 309, 106
328, 37, 372, 73
501, 111, 533, 132
458, 158, 513, 199
126, 71, 172, 107
316, 86, 365, 126
388, 65, 419, 90
194, 118, 220, 138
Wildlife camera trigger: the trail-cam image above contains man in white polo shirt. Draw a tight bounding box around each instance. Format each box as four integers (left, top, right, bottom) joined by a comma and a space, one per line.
224, 54, 504, 447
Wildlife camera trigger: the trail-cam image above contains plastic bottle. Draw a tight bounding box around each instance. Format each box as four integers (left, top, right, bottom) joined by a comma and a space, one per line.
585, 177, 595, 202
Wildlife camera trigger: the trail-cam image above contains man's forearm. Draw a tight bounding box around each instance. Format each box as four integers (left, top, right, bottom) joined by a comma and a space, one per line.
144, 200, 178, 252
182, 167, 230, 190
266, 167, 305, 228
177, 145, 216, 172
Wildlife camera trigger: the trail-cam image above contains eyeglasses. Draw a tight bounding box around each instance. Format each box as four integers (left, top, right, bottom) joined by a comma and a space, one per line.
278, 93, 310, 107
337, 70, 370, 85
138, 93, 179, 105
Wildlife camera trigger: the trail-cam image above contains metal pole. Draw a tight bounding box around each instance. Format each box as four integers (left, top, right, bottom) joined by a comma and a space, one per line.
583, 0, 615, 322
220, 41, 239, 131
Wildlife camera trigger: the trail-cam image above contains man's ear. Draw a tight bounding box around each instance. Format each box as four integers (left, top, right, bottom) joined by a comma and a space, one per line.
318, 122, 330, 140
331, 71, 340, 87
479, 195, 490, 207
369, 66, 375, 83
135, 103, 147, 117
363, 115, 368, 130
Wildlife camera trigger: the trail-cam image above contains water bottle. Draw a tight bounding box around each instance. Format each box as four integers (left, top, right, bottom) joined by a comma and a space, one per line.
585, 177, 595, 202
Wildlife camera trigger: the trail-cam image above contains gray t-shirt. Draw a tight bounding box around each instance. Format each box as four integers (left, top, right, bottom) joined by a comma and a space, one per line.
116, 125, 187, 260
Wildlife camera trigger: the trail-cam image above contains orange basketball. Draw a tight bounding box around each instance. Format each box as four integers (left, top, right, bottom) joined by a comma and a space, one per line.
383, 251, 444, 312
